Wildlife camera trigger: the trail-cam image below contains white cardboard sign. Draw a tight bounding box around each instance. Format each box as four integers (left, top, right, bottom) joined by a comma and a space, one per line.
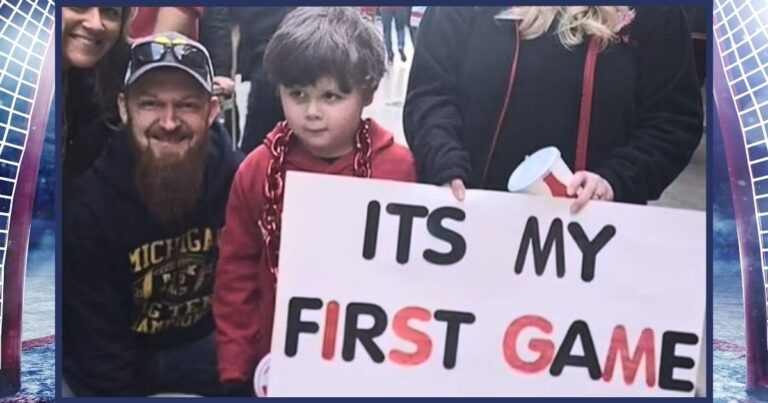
268, 172, 705, 397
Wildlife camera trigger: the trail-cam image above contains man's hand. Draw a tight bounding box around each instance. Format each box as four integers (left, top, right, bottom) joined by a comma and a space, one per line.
443, 178, 466, 201
566, 171, 614, 214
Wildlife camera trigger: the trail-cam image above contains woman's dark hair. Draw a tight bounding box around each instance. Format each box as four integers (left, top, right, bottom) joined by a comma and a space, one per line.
93, 7, 133, 126
263, 7, 386, 96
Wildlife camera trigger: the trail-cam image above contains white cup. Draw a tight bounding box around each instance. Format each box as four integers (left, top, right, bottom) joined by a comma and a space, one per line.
253, 353, 270, 397
507, 147, 574, 197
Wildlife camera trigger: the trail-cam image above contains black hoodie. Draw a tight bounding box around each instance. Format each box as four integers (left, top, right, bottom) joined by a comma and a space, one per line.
404, 6, 703, 203
63, 126, 241, 396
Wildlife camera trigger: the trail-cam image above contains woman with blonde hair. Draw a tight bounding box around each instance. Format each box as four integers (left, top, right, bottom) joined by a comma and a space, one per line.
404, 6, 702, 211
62, 7, 133, 203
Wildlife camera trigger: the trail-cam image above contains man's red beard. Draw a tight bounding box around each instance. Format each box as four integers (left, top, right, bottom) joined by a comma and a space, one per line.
128, 118, 208, 230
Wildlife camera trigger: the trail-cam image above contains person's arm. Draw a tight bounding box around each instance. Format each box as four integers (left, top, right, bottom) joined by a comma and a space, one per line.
199, 7, 233, 77
593, 7, 703, 203
403, 7, 476, 187
214, 161, 270, 390
199, 8, 235, 98
154, 7, 203, 37
63, 196, 142, 396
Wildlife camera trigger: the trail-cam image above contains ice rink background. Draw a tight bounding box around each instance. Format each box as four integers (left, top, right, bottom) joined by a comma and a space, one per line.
2, 100, 55, 402
714, 107, 762, 402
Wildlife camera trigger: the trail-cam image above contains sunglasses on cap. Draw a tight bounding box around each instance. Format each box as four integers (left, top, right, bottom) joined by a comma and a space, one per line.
127, 36, 214, 90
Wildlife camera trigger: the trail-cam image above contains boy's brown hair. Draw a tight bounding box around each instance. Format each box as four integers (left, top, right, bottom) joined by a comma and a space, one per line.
263, 7, 386, 97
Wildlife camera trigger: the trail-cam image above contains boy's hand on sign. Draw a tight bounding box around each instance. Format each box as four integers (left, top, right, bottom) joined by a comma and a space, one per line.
567, 171, 614, 214
444, 179, 466, 202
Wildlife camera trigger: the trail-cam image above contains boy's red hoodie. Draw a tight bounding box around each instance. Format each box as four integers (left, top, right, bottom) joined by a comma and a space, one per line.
214, 119, 417, 385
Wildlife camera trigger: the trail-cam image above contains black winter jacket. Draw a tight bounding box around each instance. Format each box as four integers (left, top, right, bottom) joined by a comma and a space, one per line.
199, 7, 233, 76
404, 6, 703, 203
63, 69, 119, 205
199, 7, 292, 80
231, 7, 293, 79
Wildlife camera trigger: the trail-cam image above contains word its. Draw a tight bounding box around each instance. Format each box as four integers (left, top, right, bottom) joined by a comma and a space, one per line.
362, 201, 466, 265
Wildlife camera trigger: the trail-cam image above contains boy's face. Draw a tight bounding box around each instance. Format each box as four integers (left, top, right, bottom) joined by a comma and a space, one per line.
279, 76, 372, 159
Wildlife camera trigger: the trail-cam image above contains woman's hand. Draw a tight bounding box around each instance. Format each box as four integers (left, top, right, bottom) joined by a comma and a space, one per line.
213, 76, 235, 97
566, 171, 614, 214
444, 179, 466, 201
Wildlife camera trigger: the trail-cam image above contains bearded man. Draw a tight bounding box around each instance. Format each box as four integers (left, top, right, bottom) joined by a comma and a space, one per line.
63, 32, 240, 397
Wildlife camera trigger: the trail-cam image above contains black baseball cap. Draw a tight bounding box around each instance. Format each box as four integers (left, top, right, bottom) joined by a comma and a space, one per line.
124, 31, 214, 93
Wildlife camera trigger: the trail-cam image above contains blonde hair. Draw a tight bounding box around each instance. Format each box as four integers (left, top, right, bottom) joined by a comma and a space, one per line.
506, 6, 634, 50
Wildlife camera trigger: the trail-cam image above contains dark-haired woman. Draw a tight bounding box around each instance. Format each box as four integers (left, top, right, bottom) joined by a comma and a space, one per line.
62, 7, 132, 203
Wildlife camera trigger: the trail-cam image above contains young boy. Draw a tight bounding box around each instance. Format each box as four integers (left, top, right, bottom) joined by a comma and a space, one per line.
213, 7, 417, 395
